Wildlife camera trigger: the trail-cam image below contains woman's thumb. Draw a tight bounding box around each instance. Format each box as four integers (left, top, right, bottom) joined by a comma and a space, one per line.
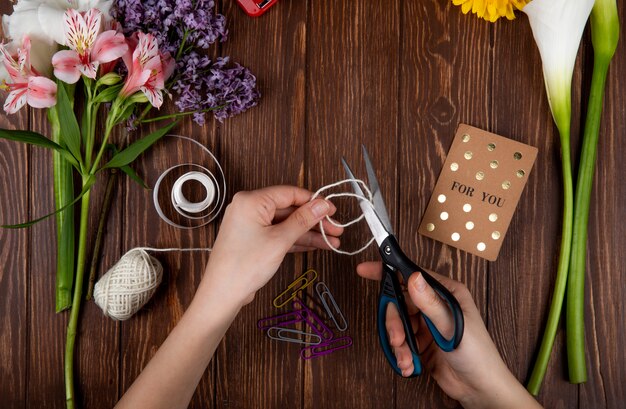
276, 199, 331, 244
408, 272, 455, 339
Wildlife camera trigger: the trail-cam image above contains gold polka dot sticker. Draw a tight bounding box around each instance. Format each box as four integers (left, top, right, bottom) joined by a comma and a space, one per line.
419, 124, 538, 261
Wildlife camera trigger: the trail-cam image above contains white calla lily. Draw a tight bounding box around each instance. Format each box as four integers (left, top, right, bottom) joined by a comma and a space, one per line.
522, 0, 594, 135
523, 0, 595, 396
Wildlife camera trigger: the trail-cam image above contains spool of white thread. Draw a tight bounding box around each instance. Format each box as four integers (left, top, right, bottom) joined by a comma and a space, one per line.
151, 135, 226, 229
171, 171, 216, 214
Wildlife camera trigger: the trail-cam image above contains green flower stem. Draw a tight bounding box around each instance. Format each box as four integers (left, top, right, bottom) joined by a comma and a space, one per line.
138, 105, 225, 124
567, 0, 618, 383
86, 169, 118, 300
49, 107, 75, 312
566, 57, 609, 385
527, 130, 574, 395
64, 180, 91, 409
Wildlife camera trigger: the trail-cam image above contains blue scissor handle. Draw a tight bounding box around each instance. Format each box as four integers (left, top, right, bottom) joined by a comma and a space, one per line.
379, 235, 464, 354
377, 268, 422, 377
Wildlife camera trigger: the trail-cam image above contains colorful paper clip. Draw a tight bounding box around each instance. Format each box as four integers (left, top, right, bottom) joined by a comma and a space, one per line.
300, 336, 353, 360
267, 327, 322, 346
273, 269, 318, 308
315, 281, 348, 332
292, 298, 334, 341
257, 311, 304, 330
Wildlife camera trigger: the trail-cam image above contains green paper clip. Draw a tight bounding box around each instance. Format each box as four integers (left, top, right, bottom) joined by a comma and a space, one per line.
273, 269, 318, 308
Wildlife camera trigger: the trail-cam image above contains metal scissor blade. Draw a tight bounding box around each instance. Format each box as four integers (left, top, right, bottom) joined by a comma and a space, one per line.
361, 145, 394, 235
342, 157, 390, 246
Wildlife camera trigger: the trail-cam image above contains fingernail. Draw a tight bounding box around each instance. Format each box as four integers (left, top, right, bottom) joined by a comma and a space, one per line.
311, 199, 330, 218
413, 273, 427, 293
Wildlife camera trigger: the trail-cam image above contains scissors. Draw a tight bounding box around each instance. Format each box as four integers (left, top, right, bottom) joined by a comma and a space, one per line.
341, 145, 464, 377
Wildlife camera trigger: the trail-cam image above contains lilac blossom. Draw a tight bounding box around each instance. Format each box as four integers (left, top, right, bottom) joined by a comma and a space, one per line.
112, 0, 259, 122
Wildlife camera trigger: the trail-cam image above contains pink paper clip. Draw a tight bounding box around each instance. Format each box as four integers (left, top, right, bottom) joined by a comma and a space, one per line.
257, 310, 304, 330
300, 336, 353, 360
292, 298, 334, 341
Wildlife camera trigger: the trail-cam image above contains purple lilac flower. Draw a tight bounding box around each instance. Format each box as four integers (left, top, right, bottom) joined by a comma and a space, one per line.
112, 0, 260, 123
173, 55, 260, 123
112, 0, 227, 55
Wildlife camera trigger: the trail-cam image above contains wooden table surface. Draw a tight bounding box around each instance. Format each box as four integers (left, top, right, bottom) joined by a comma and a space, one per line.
1, 1, 625, 408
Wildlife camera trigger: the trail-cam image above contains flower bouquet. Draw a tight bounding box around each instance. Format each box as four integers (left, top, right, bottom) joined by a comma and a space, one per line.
0, 0, 259, 407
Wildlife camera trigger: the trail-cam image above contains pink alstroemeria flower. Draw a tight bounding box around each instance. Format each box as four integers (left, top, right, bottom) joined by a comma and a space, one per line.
120, 32, 171, 108
51, 8, 127, 84
0, 36, 57, 114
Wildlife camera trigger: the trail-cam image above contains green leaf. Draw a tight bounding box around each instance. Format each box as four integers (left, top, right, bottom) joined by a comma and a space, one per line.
92, 84, 123, 104
56, 80, 82, 163
102, 120, 178, 169
121, 164, 149, 189
2, 176, 95, 229
0, 128, 80, 168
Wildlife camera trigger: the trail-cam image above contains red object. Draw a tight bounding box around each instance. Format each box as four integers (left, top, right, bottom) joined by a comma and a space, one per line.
236, 0, 279, 17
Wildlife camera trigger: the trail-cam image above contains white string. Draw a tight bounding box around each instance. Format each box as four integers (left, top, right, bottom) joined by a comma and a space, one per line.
311, 179, 376, 256
134, 247, 212, 252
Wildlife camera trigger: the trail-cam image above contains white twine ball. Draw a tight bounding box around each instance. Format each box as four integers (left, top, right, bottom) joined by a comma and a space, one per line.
94, 248, 163, 321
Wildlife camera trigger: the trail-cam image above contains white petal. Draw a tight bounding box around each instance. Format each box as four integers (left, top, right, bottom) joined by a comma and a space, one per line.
29, 36, 57, 77
523, 0, 594, 122
78, 0, 113, 19
38, 4, 68, 45
4, 5, 50, 44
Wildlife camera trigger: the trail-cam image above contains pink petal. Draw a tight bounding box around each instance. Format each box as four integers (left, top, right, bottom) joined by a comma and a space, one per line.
64, 9, 101, 53
160, 52, 175, 82
83, 9, 103, 48
91, 30, 128, 64
26, 76, 57, 108
17, 36, 32, 74
64, 9, 86, 52
140, 85, 163, 109
135, 33, 159, 67
78, 61, 99, 79
120, 68, 151, 97
3, 87, 28, 114
0, 43, 24, 83
52, 49, 82, 84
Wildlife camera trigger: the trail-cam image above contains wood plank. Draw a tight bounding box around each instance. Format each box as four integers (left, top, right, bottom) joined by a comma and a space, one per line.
581, 2, 626, 407
26, 107, 122, 408
305, 1, 399, 408
489, 11, 580, 408
396, 2, 490, 408
76, 146, 122, 407
119, 115, 217, 407
0, 111, 29, 408
214, 1, 308, 408
26, 110, 67, 408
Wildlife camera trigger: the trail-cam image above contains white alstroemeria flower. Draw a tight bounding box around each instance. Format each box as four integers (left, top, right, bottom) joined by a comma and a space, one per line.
3, 0, 113, 46
1, 0, 113, 75
522, 0, 594, 134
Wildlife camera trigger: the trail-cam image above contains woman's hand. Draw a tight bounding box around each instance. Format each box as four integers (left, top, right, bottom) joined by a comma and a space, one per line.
201, 185, 343, 306
357, 262, 542, 409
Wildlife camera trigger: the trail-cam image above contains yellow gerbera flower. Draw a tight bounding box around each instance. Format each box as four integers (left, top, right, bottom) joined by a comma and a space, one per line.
452, 0, 530, 22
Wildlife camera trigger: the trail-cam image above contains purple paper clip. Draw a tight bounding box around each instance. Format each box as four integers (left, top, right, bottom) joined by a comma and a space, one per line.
292, 298, 334, 341
300, 336, 353, 360
257, 310, 304, 330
